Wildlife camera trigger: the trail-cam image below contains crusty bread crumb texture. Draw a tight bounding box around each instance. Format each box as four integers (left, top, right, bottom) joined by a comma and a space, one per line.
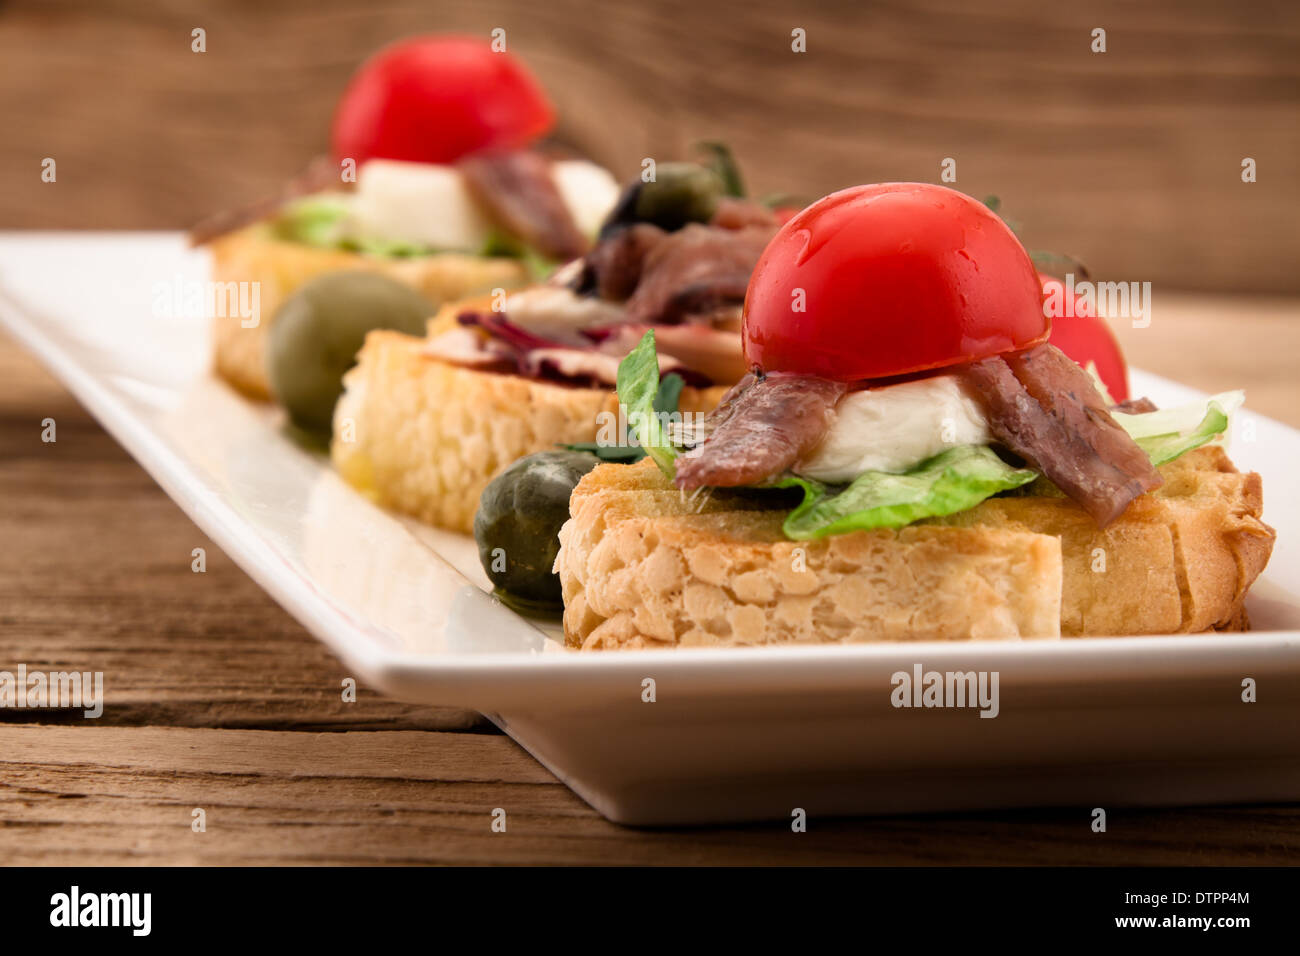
556, 447, 1274, 649
210, 226, 527, 399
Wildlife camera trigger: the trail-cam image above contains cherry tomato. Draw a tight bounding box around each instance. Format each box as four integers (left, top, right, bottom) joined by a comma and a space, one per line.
1041, 273, 1130, 402
331, 35, 555, 166
742, 183, 1048, 381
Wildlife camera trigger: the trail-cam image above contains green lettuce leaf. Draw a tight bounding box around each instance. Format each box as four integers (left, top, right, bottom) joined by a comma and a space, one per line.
773, 446, 1038, 540
273, 195, 442, 258
272, 195, 351, 248
616, 331, 681, 477
477, 230, 557, 279
344, 236, 439, 258
1114, 391, 1242, 466
478, 229, 528, 258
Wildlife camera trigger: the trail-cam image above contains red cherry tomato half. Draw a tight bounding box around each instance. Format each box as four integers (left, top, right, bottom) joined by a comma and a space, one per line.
742, 183, 1049, 382
331, 35, 555, 166
1041, 273, 1130, 402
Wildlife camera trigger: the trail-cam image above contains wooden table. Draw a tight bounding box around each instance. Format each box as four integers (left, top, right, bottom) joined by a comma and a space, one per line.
2, 294, 1297, 865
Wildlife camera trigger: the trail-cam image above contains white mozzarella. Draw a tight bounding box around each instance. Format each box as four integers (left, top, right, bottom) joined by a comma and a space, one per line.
795, 374, 991, 482
348, 157, 620, 254
348, 159, 496, 252
550, 159, 621, 237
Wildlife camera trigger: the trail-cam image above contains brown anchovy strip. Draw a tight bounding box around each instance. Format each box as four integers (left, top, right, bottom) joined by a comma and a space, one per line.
458, 150, 589, 262
709, 197, 779, 230
963, 344, 1162, 527
577, 221, 775, 326
1111, 396, 1158, 415
674, 372, 846, 489
581, 223, 667, 301
621, 223, 775, 326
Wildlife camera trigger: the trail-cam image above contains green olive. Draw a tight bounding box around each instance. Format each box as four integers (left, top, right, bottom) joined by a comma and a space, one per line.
474, 451, 601, 608
266, 272, 434, 434
633, 163, 723, 231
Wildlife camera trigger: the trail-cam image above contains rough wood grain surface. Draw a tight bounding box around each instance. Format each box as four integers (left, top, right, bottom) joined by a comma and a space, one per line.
0, 335, 487, 734
1, 288, 1297, 864
3, 725, 1297, 865
1, 0, 1297, 292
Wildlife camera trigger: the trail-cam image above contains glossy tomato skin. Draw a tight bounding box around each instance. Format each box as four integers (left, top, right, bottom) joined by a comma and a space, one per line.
742, 183, 1049, 381
331, 35, 555, 166
1042, 273, 1130, 402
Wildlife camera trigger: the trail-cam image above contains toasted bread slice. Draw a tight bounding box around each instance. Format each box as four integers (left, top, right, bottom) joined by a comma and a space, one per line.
210, 226, 527, 399
330, 328, 731, 534
556, 447, 1274, 649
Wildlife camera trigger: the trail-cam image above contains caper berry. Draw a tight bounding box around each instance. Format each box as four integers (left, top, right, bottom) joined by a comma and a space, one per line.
474, 451, 601, 607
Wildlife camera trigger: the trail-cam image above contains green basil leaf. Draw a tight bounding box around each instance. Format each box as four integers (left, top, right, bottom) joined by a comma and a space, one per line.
616, 330, 678, 478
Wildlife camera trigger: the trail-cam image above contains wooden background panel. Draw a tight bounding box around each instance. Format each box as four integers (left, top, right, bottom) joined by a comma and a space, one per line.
0, 0, 1296, 292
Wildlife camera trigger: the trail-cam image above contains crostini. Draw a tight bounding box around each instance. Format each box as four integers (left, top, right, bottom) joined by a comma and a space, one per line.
195, 35, 620, 399
332, 163, 783, 534
555, 184, 1274, 647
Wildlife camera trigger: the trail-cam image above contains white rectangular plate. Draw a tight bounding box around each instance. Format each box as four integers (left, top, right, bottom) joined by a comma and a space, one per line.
3, 233, 1298, 825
